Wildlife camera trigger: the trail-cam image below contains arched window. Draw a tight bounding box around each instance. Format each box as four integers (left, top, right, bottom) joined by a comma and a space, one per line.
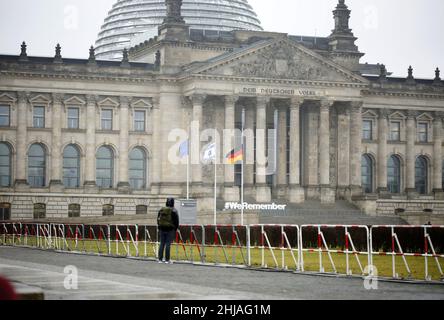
96, 146, 114, 188
387, 155, 401, 194
28, 144, 46, 187
361, 154, 374, 194
0, 143, 11, 187
63, 145, 80, 188
129, 148, 146, 189
415, 156, 428, 195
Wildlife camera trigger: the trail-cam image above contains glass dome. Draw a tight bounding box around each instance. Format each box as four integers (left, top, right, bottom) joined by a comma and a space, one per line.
95, 0, 263, 60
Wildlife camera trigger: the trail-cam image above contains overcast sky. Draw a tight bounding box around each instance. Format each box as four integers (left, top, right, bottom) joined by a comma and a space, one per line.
0, 0, 442, 78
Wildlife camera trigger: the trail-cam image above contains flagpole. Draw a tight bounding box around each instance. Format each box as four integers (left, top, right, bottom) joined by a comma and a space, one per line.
214, 143, 217, 225
241, 108, 245, 226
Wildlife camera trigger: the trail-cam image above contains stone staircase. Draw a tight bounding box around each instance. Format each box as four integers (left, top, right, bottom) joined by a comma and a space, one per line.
259, 199, 408, 226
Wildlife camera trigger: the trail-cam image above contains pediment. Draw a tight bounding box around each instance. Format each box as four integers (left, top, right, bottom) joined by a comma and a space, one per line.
64, 96, 86, 105
131, 98, 152, 109
97, 97, 119, 107
389, 111, 406, 120
192, 38, 368, 84
29, 94, 51, 104
417, 112, 433, 121
0, 93, 17, 103
362, 110, 378, 118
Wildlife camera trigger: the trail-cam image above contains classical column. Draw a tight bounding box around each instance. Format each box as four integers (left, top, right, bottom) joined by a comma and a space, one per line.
319, 100, 334, 203
276, 102, 288, 199
349, 101, 363, 196
433, 113, 444, 198
15, 92, 29, 188
84, 95, 97, 190
223, 95, 239, 201
49, 93, 64, 191
150, 97, 161, 194
255, 96, 271, 203
117, 96, 130, 193
243, 103, 255, 197
288, 98, 304, 203
406, 110, 417, 198
377, 109, 389, 195
337, 104, 350, 194
190, 94, 205, 189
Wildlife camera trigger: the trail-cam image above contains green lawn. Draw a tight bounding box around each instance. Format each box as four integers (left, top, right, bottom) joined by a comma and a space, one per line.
1, 235, 443, 282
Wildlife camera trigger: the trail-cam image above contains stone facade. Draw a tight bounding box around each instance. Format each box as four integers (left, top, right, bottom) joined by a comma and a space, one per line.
0, 0, 443, 223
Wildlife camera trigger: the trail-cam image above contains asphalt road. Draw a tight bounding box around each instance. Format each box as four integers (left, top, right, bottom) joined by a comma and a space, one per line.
0, 246, 443, 300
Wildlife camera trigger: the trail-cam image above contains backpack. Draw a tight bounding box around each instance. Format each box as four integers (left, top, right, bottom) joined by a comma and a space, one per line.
158, 207, 175, 229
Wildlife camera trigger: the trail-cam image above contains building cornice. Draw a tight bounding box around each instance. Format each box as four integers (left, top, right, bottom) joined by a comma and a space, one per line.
362, 89, 444, 100
0, 70, 157, 84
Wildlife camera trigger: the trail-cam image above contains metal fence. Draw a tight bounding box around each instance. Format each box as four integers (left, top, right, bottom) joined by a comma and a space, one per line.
1, 222, 443, 283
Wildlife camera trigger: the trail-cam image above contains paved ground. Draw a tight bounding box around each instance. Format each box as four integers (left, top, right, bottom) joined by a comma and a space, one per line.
0, 246, 443, 300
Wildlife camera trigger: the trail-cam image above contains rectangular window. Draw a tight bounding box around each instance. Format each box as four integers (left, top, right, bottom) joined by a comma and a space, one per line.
67, 108, 79, 129
362, 120, 373, 140
418, 123, 428, 143
33, 106, 45, 128
0, 106, 10, 127
134, 110, 146, 132
390, 121, 401, 141
101, 109, 113, 130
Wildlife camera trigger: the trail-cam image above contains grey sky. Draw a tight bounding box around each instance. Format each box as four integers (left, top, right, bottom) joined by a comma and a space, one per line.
0, 0, 442, 78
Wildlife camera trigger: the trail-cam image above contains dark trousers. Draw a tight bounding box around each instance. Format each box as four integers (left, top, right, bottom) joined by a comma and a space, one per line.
158, 230, 175, 261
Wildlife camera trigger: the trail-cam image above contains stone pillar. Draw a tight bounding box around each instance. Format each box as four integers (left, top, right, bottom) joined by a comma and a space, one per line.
151, 97, 161, 194
84, 95, 97, 191
223, 95, 239, 201
406, 111, 417, 198
377, 109, 389, 195
337, 104, 350, 195
349, 101, 363, 197
288, 98, 304, 203
49, 93, 64, 191
243, 103, 255, 198
15, 92, 29, 188
319, 100, 334, 204
255, 97, 271, 203
118, 96, 130, 193
190, 94, 205, 191
433, 113, 444, 199
275, 102, 288, 199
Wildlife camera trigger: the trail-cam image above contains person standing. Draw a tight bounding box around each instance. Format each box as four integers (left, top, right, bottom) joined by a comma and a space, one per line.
157, 198, 179, 264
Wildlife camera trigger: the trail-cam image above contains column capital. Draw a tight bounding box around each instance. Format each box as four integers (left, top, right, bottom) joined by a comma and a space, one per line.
150, 96, 160, 109
350, 101, 363, 113
119, 96, 132, 106
290, 97, 304, 108
190, 94, 206, 105
52, 93, 64, 104
434, 111, 444, 121
320, 99, 334, 112
17, 91, 30, 103
406, 110, 418, 120
379, 108, 390, 119
181, 96, 192, 109
224, 95, 239, 106
256, 96, 270, 106
86, 94, 98, 105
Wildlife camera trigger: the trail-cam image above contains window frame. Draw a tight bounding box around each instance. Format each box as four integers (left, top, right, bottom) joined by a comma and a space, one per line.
96, 146, 114, 189
67, 107, 80, 129
0, 105, 10, 127
63, 145, 81, 188
134, 110, 146, 132
417, 122, 429, 143
361, 154, 374, 194
415, 156, 428, 195
101, 109, 113, 131
33, 106, 46, 128
28, 144, 46, 188
0, 143, 12, 187
129, 147, 147, 190
362, 119, 373, 141
387, 155, 401, 194
389, 121, 401, 142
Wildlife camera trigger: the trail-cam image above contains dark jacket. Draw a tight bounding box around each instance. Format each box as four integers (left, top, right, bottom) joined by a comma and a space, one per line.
157, 207, 179, 232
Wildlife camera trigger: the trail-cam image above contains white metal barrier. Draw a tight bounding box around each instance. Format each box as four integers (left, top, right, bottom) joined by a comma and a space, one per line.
300, 225, 371, 275
370, 225, 444, 281
1, 222, 443, 283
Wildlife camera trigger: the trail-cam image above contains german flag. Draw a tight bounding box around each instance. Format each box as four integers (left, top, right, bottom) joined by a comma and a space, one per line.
226, 146, 244, 165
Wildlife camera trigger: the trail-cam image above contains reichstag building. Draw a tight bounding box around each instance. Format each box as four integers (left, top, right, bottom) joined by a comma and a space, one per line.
0, 0, 443, 223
